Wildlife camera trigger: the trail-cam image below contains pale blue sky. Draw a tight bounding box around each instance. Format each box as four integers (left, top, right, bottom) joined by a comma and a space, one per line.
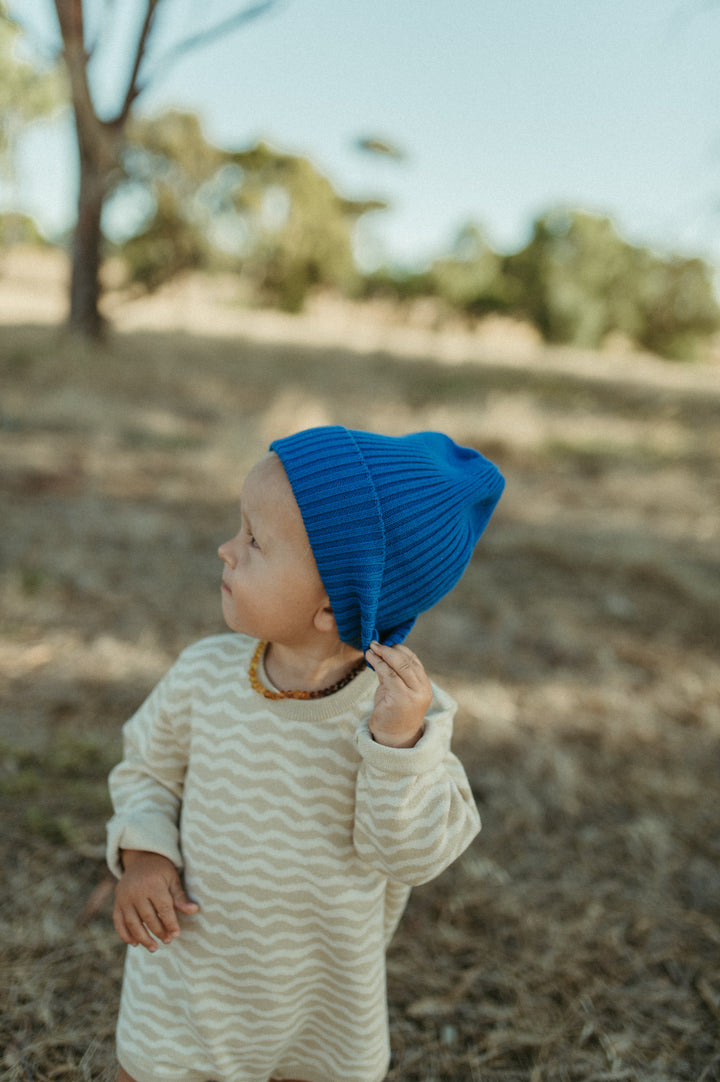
7, 0, 720, 271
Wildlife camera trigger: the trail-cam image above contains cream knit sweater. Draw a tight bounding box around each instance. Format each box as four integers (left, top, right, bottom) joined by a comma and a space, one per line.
107, 634, 481, 1082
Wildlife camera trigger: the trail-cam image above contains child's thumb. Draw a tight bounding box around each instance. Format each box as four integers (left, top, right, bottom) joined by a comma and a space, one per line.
170, 880, 200, 913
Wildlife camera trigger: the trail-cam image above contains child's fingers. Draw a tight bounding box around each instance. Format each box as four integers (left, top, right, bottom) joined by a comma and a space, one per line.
151, 897, 183, 943
169, 880, 200, 916
138, 899, 177, 950
364, 645, 393, 679
112, 856, 201, 952
366, 652, 405, 692
113, 884, 199, 952
366, 642, 426, 688
112, 905, 138, 948
114, 903, 159, 952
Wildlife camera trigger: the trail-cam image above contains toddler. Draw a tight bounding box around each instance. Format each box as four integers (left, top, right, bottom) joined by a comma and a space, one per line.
107, 425, 505, 1082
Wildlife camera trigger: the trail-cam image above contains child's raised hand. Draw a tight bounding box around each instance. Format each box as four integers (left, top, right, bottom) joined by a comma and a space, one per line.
365, 641, 433, 748
113, 850, 200, 952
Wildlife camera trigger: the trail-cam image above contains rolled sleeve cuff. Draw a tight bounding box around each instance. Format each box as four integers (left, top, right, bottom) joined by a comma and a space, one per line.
355, 715, 445, 775
106, 814, 183, 878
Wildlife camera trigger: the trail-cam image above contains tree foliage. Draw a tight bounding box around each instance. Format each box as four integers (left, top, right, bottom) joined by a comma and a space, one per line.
428, 223, 512, 316
228, 143, 384, 310
502, 210, 720, 359
0, 5, 66, 228
0, 211, 46, 246
367, 209, 720, 360
117, 112, 385, 310
118, 111, 224, 291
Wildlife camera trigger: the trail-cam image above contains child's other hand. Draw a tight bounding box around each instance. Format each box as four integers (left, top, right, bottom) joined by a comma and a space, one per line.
113, 850, 200, 952
365, 641, 433, 748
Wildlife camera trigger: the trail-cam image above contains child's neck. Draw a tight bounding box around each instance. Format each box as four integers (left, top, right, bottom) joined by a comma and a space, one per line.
264, 641, 364, 696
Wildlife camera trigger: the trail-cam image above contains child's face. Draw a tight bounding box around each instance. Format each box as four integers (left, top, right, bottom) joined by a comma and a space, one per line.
218, 453, 329, 645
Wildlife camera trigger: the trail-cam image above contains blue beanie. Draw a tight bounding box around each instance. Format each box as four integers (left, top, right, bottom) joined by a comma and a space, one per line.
269, 426, 505, 652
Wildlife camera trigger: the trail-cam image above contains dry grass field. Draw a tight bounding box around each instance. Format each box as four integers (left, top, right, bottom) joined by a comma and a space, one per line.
1, 252, 719, 1080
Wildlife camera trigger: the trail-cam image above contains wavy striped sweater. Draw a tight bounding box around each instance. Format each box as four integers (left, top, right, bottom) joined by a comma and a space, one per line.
107, 634, 481, 1082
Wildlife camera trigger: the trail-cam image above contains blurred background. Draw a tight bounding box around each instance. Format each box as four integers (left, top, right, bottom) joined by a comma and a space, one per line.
1, 3, 719, 1081
2, 0, 720, 353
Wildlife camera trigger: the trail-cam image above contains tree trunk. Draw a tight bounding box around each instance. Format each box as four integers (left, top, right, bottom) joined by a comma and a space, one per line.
54, 0, 119, 338
68, 148, 107, 337
52, 0, 277, 337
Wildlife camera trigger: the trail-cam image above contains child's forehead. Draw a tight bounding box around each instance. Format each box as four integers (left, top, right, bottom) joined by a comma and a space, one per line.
241, 453, 304, 520
243, 452, 286, 494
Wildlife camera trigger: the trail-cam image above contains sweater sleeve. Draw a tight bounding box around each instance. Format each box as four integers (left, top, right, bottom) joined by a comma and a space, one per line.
352, 685, 481, 886
106, 655, 193, 878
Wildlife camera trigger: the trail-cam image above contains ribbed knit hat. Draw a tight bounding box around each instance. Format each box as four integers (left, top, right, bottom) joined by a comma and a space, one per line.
269, 426, 505, 652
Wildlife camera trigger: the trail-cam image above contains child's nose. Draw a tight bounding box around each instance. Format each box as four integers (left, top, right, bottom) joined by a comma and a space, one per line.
218, 540, 236, 567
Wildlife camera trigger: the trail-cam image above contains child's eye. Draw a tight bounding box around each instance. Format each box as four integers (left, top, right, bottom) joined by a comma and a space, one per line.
241, 518, 260, 549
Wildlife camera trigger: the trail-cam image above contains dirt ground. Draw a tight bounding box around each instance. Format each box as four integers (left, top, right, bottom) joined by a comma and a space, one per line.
1, 251, 719, 1081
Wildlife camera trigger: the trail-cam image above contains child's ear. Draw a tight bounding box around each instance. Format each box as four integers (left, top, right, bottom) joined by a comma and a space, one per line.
313, 596, 337, 634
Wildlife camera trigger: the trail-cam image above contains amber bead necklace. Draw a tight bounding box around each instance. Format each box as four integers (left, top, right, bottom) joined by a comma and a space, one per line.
248, 640, 366, 701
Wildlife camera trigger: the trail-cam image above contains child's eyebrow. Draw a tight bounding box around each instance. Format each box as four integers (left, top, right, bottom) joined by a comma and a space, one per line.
240, 505, 261, 542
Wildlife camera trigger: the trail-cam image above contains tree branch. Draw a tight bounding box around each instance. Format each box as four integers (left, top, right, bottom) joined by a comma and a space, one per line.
116, 0, 162, 125
135, 0, 281, 97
